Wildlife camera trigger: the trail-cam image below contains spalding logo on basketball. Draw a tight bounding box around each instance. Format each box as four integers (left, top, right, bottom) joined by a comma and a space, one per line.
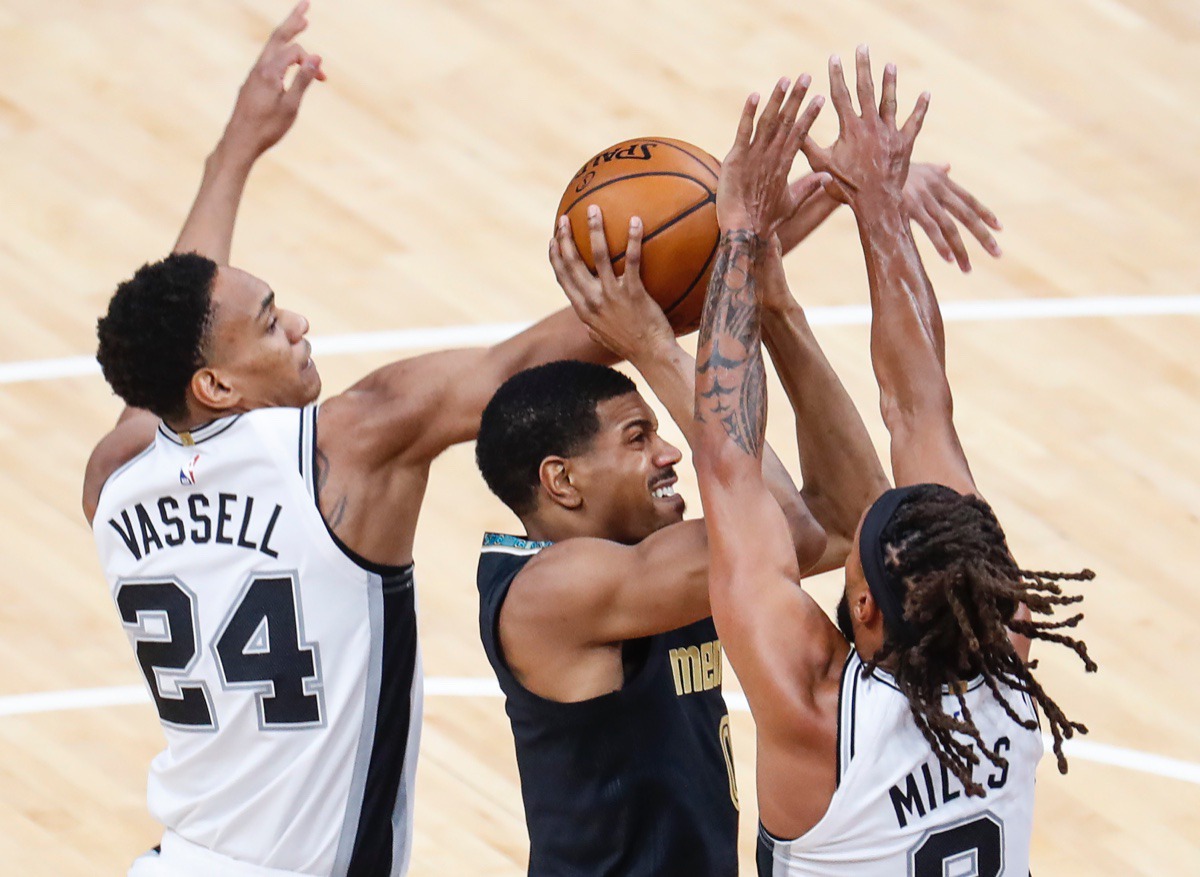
557, 137, 721, 334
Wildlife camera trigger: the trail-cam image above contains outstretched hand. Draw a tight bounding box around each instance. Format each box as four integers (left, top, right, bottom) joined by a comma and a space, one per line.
550, 206, 675, 364
801, 46, 928, 205
717, 75, 827, 234
224, 1, 326, 161
903, 163, 1002, 271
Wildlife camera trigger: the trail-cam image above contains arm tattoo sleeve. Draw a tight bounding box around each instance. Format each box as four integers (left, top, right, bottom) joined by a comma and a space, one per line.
696, 229, 767, 457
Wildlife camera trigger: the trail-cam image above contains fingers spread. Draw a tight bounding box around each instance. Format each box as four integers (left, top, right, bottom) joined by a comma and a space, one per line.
732, 92, 760, 154
827, 54, 854, 132
901, 91, 931, 145
554, 216, 588, 278
855, 45, 877, 119
879, 63, 898, 127
782, 94, 824, 167
792, 93, 825, 143
552, 217, 599, 310
925, 196, 970, 271
799, 134, 831, 171
940, 189, 1002, 257
945, 176, 1003, 232
909, 204, 954, 263
755, 77, 791, 148
587, 205, 617, 283
549, 234, 584, 312
776, 74, 811, 143
625, 216, 644, 275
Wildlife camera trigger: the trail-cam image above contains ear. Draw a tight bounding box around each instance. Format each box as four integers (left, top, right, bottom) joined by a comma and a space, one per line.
538, 456, 583, 511
190, 367, 241, 412
854, 586, 881, 629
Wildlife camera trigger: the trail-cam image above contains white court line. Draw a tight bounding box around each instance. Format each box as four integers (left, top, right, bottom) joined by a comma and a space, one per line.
2, 678, 1197, 787
4, 294, 1200, 386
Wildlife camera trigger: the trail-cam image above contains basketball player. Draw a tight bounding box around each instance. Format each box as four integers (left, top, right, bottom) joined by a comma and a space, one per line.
83, 5, 614, 876
471, 129, 889, 873
693, 51, 1096, 875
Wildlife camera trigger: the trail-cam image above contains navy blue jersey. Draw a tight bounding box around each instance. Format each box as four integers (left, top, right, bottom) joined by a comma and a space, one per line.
477, 533, 739, 877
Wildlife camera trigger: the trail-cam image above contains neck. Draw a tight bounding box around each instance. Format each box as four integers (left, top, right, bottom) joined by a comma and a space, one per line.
162, 410, 228, 434
164, 398, 250, 434
521, 509, 601, 544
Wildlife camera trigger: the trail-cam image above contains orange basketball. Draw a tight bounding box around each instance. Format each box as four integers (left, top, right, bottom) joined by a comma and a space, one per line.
556, 137, 721, 334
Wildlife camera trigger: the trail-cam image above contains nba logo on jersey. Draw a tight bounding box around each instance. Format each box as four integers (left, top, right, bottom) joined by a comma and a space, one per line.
178, 454, 200, 485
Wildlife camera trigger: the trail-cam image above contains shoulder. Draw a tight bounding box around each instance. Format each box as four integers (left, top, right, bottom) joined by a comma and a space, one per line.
82, 412, 160, 524
510, 538, 628, 594
501, 537, 637, 617
316, 381, 439, 467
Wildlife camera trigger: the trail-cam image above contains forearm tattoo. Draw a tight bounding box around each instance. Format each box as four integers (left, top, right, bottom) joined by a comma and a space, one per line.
696, 230, 767, 457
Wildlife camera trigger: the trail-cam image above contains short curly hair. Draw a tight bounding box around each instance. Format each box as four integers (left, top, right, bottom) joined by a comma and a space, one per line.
96, 252, 218, 420
476, 360, 637, 516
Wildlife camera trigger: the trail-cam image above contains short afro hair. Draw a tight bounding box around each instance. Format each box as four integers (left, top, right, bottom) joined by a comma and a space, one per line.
96, 252, 218, 420
476, 360, 637, 516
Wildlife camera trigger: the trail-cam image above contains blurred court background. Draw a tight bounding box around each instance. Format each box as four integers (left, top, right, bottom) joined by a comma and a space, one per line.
0, 0, 1197, 873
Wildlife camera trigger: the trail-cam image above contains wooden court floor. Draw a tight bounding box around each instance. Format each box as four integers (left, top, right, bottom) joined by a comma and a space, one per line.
1, 0, 1197, 873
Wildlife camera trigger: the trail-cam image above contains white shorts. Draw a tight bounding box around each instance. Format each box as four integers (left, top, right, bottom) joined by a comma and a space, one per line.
128, 831, 313, 877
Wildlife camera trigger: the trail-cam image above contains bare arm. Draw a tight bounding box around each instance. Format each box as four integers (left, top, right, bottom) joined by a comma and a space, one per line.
759, 240, 890, 573
694, 78, 847, 730
507, 521, 713, 648
84, 3, 324, 521
323, 306, 615, 470
801, 50, 975, 495
803, 50, 1034, 659
174, 3, 323, 260
550, 205, 826, 569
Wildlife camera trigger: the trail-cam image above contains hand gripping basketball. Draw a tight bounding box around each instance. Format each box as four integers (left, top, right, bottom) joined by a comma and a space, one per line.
550, 207, 675, 365
555, 137, 723, 333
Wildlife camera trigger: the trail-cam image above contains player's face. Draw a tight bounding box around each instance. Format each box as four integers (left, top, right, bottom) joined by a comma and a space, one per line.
570, 392, 686, 544
203, 266, 321, 410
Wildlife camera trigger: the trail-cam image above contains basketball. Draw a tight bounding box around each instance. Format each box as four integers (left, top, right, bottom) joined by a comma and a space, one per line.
556, 137, 721, 333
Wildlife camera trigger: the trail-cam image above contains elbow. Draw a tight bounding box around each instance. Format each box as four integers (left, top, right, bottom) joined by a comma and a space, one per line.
695, 429, 753, 485
792, 515, 828, 574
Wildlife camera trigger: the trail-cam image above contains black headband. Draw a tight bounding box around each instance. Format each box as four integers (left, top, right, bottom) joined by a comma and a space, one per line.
859, 485, 928, 646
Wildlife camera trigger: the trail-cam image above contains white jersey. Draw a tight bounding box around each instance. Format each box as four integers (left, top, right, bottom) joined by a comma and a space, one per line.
758, 650, 1042, 877
93, 406, 422, 877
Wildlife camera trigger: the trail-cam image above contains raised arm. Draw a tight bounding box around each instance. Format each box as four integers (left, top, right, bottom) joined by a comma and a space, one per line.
550, 204, 827, 571
694, 77, 847, 727
174, 2, 324, 261
84, 2, 324, 522
759, 238, 889, 572
801, 48, 976, 495
321, 306, 614, 470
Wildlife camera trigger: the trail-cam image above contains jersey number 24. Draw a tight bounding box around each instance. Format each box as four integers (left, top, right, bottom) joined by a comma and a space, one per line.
115, 574, 324, 730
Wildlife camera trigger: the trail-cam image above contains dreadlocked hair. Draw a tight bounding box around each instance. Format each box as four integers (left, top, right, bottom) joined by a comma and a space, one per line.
864, 484, 1096, 797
